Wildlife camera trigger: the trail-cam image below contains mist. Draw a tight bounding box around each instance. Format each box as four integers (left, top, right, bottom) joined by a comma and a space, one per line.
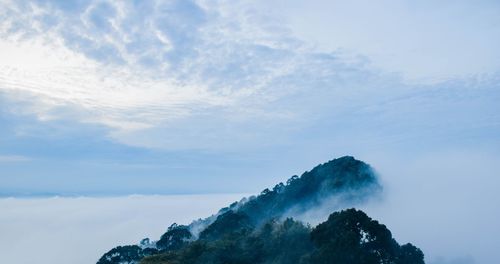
0, 194, 244, 264
261, 150, 498, 264
318, 150, 498, 264
2, 151, 498, 264
361, 151, 499, 264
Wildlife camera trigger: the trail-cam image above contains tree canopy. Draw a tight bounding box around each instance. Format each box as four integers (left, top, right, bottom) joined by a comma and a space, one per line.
140, 209, 424, 264
97, 157, 423, 264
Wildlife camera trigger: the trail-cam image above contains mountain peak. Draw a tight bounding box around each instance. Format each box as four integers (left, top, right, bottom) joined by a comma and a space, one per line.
96, 157, 412, 264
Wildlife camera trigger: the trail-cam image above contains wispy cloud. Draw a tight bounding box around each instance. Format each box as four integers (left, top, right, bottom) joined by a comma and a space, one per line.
0, 155, 31, 162
0, 1, 290, 132
0, 0, 359, 148
1, 0, 499, 152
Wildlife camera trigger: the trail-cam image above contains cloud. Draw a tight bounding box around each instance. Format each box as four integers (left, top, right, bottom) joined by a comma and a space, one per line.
1, 2, 499, 264
0, 155, 30, 162
428, 256, 475, 264
1, 0, 499, 152
1, 149, 498, 264
0, 0, 303, 145
0, 194, 245, 264
359, 150, 500, 264
265, 0, 500, 81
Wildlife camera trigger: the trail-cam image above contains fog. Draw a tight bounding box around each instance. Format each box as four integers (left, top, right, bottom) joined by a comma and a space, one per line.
359, 151, 500, 264
1, 152, 498, 264
0, 194, 244, 264
276, 150, 499, 264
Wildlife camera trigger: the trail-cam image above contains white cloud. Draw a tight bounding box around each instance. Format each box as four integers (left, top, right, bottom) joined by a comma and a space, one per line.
0, 0, 307, 142
0, 35, 233, 130
0, 194, 244, 264
0, 0, 498, 152
268, 0, 500, 82
359, 150, 500, 264
0, 0, 324, 149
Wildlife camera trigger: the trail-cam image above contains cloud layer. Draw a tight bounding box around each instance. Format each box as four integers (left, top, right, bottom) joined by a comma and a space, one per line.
0, 194, 244, 264
1, 0, 497, 151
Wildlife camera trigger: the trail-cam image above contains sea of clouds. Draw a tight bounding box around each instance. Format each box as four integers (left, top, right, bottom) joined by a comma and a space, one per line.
2, 151, 499, 264
0, 194, 244, 264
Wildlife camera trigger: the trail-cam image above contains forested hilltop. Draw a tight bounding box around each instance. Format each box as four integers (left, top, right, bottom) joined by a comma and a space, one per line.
97, 156, 424, 264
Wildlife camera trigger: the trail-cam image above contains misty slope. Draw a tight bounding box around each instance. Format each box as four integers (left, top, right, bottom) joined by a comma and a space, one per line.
189, 155, 381, 237
97, 156, 424, 264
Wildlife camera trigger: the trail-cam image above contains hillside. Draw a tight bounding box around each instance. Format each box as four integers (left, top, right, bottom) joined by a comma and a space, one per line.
97, 156, 424, 264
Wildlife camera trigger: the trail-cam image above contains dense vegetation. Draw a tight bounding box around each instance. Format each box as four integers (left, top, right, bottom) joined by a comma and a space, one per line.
97, 156, 424, 264
140, 209, 423, 264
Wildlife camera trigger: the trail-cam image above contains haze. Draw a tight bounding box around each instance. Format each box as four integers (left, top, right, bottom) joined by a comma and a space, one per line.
1, 1, 499, 263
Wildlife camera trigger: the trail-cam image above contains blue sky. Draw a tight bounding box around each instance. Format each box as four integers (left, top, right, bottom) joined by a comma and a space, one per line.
1, 0, 500, 196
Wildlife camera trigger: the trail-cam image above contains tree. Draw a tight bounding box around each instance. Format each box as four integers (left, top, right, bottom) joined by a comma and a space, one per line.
309, 209, 424, 264
97, 245, 148, 264
156, 223, 193, 251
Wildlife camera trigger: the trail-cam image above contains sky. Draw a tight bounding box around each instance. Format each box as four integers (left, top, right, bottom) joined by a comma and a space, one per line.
0, 1, 499, 263
0, 0, 499, 196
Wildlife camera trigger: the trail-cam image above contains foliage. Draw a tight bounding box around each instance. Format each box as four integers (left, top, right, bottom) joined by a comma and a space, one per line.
233, 156, 381, 225
97, 156, 423, 264
156, 223, 193, 251
97, 245, 157, 264
139, 209, 424, 264
308, 209, 424, 264
141, 217, 312, 264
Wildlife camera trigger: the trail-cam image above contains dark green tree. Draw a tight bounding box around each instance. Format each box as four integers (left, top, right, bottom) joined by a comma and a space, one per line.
156, 223, 193, 251
199, 210, 253, 241
97, 245, 155, 264
308, 209, 424, 264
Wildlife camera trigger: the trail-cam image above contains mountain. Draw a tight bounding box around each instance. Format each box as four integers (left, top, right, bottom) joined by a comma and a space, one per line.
97, 156, 424, 264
